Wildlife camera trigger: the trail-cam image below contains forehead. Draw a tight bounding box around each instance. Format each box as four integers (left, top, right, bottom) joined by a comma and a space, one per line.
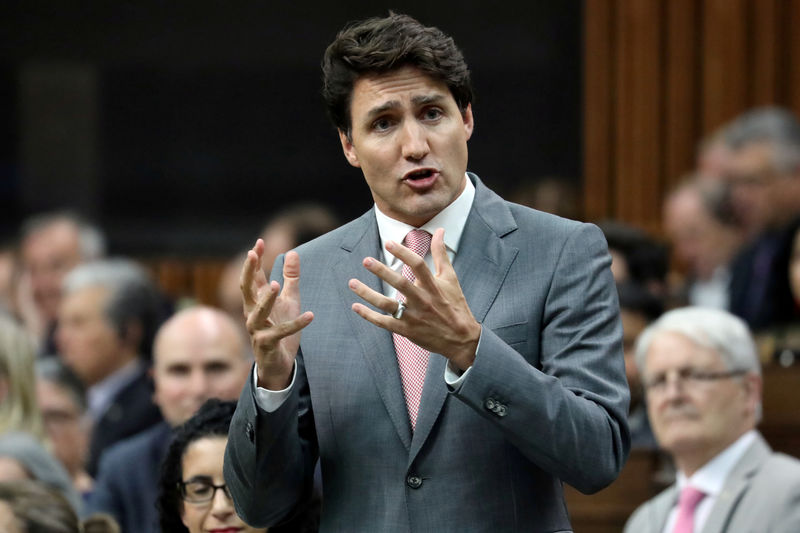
62, 285, 110, 315
351, 66, 453, 112
182, 436, 227, 474
645, 331, 724, 371
155, 319, 241, 366
731, 142, 775, 174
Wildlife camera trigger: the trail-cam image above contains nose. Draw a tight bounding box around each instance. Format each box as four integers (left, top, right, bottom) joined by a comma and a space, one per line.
209, 486, 235, 519
188, 370, 209, 400
400, 119, 429, 161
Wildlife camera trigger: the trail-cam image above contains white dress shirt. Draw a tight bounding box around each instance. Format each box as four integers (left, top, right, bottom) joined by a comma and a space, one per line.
661, 430, 757, 533
254, 174, 477, 412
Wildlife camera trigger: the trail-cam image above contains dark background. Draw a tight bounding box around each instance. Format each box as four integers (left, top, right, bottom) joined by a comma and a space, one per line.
0, 1, 582, 257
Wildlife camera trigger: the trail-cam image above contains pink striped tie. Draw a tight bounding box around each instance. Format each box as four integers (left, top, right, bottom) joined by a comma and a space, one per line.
672, 486, 706, 533
392, 229, 432, 430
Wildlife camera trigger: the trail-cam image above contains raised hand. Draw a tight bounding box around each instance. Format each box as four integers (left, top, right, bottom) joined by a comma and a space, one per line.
348, 228, 481, 371
241, 239, 313, 390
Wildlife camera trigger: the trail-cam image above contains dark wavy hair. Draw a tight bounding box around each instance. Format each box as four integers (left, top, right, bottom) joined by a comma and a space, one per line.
157, 399, 237, 533
322, 12, 473, 136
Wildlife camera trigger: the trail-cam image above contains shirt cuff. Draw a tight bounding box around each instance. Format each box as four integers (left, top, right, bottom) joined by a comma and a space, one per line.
443, 325, 482, 390
253, 362, 296, 413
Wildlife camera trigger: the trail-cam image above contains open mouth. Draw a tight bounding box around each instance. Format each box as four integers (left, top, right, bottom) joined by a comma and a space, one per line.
404, 168, 437, 181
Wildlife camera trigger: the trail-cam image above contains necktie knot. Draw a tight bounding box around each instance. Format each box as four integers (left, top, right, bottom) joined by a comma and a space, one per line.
672, 485, 707, 533
679, 486, 706, 511
404, 229, 432, 258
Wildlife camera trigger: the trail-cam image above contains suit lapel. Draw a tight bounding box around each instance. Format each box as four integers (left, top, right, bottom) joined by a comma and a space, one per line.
409, 175, 519, 463
701, 434, 771, 533
333, 211, 413, 450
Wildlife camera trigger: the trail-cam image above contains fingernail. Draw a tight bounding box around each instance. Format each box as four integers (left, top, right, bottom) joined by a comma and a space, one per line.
364, 257, 374, 267
385, 241, 395, 250
348, 279, 358, 289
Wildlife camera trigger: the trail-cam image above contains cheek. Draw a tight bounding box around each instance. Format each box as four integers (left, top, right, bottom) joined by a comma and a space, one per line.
180, 503, 205, 531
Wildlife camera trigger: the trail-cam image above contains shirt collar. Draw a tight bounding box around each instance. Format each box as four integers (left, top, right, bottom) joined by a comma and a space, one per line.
374, 173, 475, 266
87, 358, 144, 421
676, 430, 757, 497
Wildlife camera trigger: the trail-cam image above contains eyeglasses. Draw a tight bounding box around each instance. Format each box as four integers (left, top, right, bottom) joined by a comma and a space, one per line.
643, 367, 748, 393
178, 479, 232, 504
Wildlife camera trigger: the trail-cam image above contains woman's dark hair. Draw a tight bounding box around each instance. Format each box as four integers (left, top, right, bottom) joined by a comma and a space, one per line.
322, 12, 473, 135
157, 399, 237, 533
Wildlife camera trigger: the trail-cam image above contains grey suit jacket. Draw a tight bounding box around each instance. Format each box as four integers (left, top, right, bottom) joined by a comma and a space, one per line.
624, 433, 800, 533
225, 174, 630, 532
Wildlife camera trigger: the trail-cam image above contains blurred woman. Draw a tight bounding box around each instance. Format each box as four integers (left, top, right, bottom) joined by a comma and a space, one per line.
157, 399, 267, 533
0, 315, 44, 439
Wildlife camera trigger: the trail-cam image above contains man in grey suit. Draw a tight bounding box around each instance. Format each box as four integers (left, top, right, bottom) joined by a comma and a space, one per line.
225, 13, 630, 532
624, 307, 800, 533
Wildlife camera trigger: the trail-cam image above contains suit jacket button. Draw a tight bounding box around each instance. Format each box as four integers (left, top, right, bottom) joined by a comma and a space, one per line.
246, 422, 255, 443
496, 405, 507, 417
406, 475, 423, 489
485, 398, 496, 411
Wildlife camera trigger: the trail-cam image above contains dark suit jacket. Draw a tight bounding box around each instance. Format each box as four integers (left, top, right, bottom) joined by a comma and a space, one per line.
225, 174, 630, 532
87, 365, 163, 477
87, 421, 172, 532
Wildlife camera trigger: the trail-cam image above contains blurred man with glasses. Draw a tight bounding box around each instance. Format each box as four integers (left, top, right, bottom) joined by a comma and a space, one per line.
624, 307, 800, 532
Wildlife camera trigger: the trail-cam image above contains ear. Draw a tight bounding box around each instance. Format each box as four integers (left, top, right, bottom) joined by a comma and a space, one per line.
462, 103, 474, 141
338, 129, 361, 168
743, 373, 763, 417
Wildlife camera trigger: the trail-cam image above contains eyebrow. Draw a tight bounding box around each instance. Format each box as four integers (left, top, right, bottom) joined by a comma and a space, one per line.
364, 94, 448, 121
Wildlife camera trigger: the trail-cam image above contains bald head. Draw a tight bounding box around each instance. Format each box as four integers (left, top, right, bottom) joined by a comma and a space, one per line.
152, 307, 250, 426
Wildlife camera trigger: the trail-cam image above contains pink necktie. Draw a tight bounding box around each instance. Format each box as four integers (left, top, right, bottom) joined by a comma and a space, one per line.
392, 229, 432, 430
672, 486, 707, 533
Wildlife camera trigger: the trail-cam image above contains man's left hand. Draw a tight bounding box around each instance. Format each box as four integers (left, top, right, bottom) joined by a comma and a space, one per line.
349, 228, 481, 371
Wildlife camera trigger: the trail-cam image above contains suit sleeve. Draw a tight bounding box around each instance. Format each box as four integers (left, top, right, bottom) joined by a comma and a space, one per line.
451, 222, 630, 493
224, 254, 318, 529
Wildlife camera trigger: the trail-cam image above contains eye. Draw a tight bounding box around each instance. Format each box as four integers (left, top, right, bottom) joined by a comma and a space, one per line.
186, 481, 213, 497
371, 117, 394, 132
422, 107, 443, 121
167, 364, 190, 376
206, 362, 231, 374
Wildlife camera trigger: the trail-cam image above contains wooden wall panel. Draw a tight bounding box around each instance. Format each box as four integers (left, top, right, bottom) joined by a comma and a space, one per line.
583, 0, 800, 233
583, 1, 615, 222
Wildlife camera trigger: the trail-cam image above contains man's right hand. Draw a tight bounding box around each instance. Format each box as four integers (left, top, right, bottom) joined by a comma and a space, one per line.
241, 239, 314, 390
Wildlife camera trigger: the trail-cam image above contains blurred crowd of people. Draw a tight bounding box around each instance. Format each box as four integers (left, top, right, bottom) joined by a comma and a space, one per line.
1, 104, 799, 532
0, 204, 337, 531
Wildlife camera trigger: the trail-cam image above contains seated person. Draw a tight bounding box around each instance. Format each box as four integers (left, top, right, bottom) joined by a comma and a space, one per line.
0, 479, 119, 533
36, 357, 93, 495
624, 307, 800, 532
157, 399, 267, 533
0, 431, 81, 515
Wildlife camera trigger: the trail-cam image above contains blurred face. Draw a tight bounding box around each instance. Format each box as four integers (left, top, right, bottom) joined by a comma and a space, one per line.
153, 318, 249, 426
727, 143, 789, 235
339, 66, 474, 227
21, 222, 82, 323
0, 458, 29, 481
36, 379, 89, 476
56, 286, 124, 385
644, 332, 759, 472
791, 230, 800, 306
664, 190, 730, 280
180, 436, 265, 533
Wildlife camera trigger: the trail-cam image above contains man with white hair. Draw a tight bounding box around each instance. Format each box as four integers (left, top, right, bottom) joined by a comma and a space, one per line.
56, 258, 165, 476
624, 307, 800, 533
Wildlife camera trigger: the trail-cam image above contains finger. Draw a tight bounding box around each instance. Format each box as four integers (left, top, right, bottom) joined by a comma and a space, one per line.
351, 302, 401, 334
348, 278, 398, 315
385, 239, 432, 285
253, 311, 315, 349
246, 280, 280, 333
240, 239, 265, 309
360, 256, 414, 296
281, 250, 301, 299
430, 228, 452, 276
